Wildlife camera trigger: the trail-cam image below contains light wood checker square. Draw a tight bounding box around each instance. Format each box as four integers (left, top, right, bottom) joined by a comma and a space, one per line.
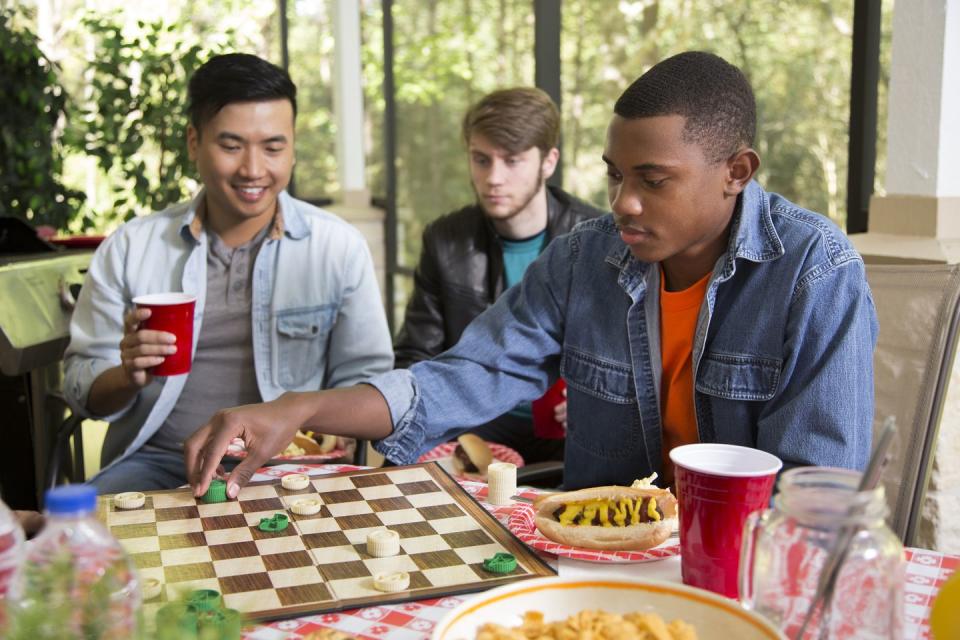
96, 462, 554, 622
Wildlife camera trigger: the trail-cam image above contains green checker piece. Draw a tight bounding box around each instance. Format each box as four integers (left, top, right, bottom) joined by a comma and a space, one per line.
197, 608, 242, 640
482, 552, 517, 574
187, 588, 223, 612
156, 603, 199, 640
202, 479, 228, 504
258, 513, 289, 532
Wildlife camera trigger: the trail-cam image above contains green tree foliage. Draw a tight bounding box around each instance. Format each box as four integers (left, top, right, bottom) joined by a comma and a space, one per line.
0, 7, 84, 229
73, 14, 233, 225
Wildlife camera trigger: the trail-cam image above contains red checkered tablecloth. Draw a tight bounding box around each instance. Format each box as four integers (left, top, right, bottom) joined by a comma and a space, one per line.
241, 464, 955, 640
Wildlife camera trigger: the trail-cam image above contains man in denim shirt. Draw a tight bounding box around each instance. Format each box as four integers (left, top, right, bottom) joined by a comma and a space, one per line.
187, 52, 877, 498
65, 54, 393, 492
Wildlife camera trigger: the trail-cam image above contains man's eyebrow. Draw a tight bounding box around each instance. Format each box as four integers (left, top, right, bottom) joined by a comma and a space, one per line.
215, 132, 289, 144
601, 154, 672, 172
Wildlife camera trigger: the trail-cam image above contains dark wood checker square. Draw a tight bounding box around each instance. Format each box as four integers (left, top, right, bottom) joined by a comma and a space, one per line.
390, 521, 436, 538
263, 550, 314, 571
277, 583, 333, 606
350, 473, 392, 488
441, 529, 493, 548
210, 541, 259, 560
396, 480, 441, 496
367, 496, 414, 512
202, 514, 249, 531
159, 532, 207, 550
96, 462, 554, 623
239, 497, 285, 513
319, 488, 364, 504
156, 506, 199, 521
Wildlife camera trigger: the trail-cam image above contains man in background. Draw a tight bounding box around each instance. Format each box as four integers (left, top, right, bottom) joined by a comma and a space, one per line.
394, 87, 603, 464
65, 53, 393, 492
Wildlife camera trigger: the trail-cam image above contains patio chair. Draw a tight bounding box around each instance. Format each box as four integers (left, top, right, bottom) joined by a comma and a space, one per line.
866, 262, 960, 546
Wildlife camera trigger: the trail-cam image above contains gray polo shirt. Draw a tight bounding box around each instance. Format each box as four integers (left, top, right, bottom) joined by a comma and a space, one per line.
145, 224, 269, 453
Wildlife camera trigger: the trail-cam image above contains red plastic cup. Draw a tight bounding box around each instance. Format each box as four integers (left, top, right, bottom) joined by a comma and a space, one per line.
669, 443, 782, 598
132, 293, 196, 376
532, 378, 566, 439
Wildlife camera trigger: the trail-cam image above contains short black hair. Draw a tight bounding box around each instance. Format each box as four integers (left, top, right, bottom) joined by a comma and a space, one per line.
614, 51, 755, 163
187, 53, 297, 130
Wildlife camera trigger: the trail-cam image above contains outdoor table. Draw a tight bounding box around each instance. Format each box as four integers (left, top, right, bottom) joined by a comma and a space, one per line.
238, 464, 955, 640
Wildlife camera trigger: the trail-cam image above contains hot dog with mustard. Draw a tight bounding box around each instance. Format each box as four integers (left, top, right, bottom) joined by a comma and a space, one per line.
533, 485, 677, 551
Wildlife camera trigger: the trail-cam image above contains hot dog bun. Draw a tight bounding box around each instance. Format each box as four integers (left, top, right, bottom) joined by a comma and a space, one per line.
533, 485, 677, 551
451, 433, 494, 479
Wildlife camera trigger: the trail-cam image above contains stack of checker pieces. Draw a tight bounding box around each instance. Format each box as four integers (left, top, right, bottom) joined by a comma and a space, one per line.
96, 462, 554, 624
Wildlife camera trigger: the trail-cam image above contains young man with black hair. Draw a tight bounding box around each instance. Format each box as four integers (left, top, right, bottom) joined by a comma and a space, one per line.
186, 51, 877, 499
394, 87, 603, 464
65, 53, 394, 492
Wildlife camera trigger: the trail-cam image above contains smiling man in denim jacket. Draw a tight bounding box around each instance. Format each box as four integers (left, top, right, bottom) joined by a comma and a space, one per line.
186, 51, 877, 498
64, 54, 393, 492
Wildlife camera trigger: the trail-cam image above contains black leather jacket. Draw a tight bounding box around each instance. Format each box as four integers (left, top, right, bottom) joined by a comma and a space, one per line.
394, 186, 605, 368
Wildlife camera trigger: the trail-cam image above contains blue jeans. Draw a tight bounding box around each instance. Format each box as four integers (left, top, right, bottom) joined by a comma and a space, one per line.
88, 447, 187, 494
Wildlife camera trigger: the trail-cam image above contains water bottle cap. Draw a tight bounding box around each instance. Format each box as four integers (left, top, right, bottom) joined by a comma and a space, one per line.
45, 484, 98, 515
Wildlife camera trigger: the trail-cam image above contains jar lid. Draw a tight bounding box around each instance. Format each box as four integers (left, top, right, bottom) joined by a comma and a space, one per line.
45, 484, 98, 515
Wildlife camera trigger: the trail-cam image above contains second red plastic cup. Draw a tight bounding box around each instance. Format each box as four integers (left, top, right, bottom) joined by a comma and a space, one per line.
132, 293, 196, 376
669, 443, 782, 598
532, 378, 566, 439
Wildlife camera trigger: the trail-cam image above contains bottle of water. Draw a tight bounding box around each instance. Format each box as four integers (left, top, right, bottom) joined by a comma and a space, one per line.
8, 484, 141, 639
0, 497, 25, 632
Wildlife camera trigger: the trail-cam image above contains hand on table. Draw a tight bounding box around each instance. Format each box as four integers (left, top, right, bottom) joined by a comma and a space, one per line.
120, 308, 177, 388
185, 393, 309, 500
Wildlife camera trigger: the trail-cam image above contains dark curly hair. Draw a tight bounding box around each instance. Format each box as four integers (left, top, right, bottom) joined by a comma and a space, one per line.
614, 51, 755, 163
187, 53, 297, 131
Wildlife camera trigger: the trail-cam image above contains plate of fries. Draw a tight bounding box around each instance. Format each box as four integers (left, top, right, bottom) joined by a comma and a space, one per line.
432, 577, 786, 640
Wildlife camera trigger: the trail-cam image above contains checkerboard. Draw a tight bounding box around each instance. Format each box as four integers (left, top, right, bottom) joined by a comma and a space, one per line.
95, 463, 554, 624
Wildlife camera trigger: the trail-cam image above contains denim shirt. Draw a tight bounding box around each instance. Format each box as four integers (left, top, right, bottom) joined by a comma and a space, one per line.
64, 190, 394, 469
371, 181, 878, 489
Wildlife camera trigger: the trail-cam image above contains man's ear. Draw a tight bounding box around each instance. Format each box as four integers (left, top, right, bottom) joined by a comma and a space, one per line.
187, 125, 199, 162
541, 147, 560, 180
724, 147, 760, 196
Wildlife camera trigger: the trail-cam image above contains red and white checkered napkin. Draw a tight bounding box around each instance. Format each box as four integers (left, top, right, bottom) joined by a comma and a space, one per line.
903, 547, 959, 640
417, 442, 525, 474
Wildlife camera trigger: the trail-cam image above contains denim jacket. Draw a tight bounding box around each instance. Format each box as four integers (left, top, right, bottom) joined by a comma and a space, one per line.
371, 181, 878, 489
64, 190, 394, 469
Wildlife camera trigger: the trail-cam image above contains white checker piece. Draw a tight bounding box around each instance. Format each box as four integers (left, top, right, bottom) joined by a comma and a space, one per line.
343, 526, 388, 546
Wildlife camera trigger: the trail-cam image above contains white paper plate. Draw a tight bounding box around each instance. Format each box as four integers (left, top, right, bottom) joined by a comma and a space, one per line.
433, 576, 786, 640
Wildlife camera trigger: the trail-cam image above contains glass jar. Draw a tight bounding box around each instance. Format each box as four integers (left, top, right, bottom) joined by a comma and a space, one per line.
739, 467, 905, 639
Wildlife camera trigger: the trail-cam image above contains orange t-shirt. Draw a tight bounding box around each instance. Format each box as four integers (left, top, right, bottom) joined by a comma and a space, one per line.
659, 269, 711, 484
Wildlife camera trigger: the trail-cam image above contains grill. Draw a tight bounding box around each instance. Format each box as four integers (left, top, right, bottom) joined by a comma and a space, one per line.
0, 218, 94, 508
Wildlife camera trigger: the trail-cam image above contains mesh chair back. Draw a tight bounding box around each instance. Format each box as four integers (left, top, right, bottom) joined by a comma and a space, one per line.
867, 263, 960, 545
